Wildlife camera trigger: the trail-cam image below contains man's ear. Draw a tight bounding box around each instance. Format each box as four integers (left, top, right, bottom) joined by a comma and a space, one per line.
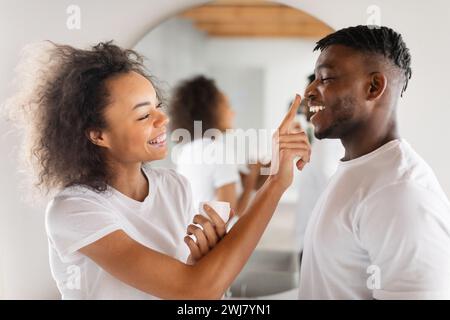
86, 128, 109, 148
367, 72, 387, 101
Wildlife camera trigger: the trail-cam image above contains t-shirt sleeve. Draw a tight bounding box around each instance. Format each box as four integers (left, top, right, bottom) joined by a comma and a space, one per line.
356, 181, 450, 300
45, 196, 122, 263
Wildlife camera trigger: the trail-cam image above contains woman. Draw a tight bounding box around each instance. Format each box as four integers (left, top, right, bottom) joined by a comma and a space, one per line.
170, 75, 260, 217
8, 41, 310, 299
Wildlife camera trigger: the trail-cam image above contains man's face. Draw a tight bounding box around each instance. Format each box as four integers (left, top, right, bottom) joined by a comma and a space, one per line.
305, 45, 373, 140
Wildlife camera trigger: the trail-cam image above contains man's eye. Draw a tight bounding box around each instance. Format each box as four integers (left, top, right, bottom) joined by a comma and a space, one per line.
156, 103, 164, 109
321, 77, 334, 84
138, 114, 150, 121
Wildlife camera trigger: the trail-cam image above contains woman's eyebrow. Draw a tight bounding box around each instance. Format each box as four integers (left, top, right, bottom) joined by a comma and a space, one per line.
132, 101, 152, 110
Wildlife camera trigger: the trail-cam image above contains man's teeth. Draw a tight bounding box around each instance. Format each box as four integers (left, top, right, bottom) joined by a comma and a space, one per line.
309, 106, 326, 113
149, 133, 166, 144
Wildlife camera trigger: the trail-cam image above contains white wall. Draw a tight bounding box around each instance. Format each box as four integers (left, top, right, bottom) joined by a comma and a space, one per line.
209, 66, 265, 131
1, 0, 449, 299
135, 19, 208, 93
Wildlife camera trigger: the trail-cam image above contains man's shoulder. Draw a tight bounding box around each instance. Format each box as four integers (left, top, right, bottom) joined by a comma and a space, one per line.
383, 140, 442, 192
358, 140, 440, 196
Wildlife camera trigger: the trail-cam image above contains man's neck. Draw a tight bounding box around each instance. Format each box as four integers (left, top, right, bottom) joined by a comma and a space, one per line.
340, 118, 399, 161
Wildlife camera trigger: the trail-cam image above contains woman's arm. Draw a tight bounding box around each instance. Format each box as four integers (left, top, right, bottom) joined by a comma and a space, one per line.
79, 94, 309, 299
235, 163, 261, 215
79, 177, 286, 299
79, 230, 200, 299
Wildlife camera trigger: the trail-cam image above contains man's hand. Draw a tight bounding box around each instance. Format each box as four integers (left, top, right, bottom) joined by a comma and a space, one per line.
185, 205, 235, 264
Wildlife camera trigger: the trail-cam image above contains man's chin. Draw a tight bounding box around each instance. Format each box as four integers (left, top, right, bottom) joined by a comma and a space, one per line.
314, 124, 343, 140
314, 127, 331, 140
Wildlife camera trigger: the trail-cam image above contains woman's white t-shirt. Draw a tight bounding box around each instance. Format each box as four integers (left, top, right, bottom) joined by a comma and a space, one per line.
174, 137, 240, 206
45, 166, 195, 299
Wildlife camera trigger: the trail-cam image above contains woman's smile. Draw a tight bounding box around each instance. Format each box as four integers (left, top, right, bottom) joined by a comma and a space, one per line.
148, 132, 167, 148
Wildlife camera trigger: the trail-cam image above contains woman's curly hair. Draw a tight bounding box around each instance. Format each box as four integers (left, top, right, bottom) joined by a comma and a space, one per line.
5, 41, 162, 194
169, 75, 222, 139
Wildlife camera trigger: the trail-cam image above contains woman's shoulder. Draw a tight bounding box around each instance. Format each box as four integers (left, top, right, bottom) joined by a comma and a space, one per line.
53, 184, 111, 203
46, 185, 112, 221
45, 185, 119, 248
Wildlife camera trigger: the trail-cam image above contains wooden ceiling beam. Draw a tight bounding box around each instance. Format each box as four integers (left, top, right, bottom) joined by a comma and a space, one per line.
208, 0, 278, 6
195, 22, 332, 38
181, 5, 325, 24
179, 2, 333, 38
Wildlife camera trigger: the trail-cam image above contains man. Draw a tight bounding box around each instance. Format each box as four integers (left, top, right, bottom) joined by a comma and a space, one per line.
299, 25, 450, 299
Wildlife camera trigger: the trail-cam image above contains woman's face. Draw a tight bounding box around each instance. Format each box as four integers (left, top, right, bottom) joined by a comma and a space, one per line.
216, 92, 235, 131
90, 71, 169, 164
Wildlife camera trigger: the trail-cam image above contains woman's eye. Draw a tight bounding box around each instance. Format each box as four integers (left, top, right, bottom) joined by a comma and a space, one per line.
138, 104, 163, 120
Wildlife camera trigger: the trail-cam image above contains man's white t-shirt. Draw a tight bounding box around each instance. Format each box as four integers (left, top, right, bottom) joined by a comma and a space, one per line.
299, 139, 450, 300
295, 138, 344, 251
174, 137, 240, 206
45, 166, 195, 299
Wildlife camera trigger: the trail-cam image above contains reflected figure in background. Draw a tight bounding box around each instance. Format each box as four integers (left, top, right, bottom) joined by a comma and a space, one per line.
292, 74, 344, 263
170, 75, 260, 217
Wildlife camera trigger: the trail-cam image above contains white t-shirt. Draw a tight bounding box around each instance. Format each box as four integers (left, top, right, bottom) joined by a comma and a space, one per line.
174, 137, 240, 206
299, 139, 450, 300
294, 138, 344, 251
45, 166, 195, 300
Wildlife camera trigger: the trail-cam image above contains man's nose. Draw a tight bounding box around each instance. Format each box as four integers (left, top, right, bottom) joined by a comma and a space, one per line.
305, 81, 318, 102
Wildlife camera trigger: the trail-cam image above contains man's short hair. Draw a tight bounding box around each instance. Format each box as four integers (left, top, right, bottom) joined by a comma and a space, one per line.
314, 25, 412, 95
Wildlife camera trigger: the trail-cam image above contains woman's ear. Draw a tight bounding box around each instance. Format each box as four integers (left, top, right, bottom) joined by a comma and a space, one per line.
367, 72, 387, 101
86, 128, 109, 148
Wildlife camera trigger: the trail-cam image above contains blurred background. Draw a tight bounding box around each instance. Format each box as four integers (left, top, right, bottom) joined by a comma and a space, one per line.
1, 0, 449, 299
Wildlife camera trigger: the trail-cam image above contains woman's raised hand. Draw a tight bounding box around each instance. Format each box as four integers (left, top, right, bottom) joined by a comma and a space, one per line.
269, 94, 311, 190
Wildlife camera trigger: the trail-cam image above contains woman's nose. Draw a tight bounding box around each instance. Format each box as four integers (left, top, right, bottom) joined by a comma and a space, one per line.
154, 110, 169, 127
